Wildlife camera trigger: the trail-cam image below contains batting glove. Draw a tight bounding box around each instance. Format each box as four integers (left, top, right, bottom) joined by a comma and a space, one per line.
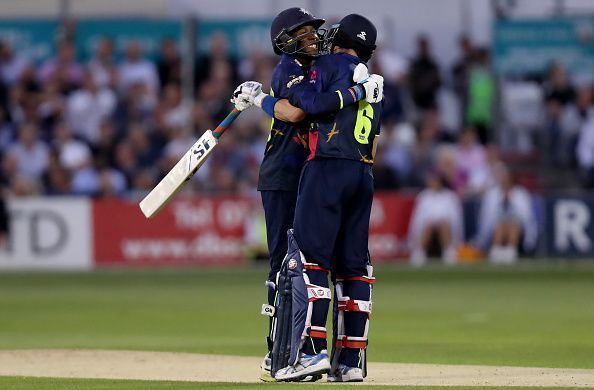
231, 81, 263, 111
352, 63, 384, 104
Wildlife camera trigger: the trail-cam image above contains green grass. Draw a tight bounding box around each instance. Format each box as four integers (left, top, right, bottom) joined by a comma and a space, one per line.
0, 377, 587, 390
1, 263, 594, 389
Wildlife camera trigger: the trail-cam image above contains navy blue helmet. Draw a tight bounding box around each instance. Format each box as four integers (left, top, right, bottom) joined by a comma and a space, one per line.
270, 7, 325, 57
323, 14, 377, 62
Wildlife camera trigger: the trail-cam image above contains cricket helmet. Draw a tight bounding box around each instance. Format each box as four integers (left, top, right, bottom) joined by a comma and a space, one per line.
270, 7, 325, 57
323, 13, 377, 62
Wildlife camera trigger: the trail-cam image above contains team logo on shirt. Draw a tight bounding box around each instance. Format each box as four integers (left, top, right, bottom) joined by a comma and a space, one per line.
288, 259, 298, 270
309, 69, 318, 84
357, 31, 367, 41
287, 75, 304, 88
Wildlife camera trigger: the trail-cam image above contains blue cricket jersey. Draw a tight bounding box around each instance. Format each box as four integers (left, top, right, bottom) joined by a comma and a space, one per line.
257, 55, 310, 191
292, 53, 382, 164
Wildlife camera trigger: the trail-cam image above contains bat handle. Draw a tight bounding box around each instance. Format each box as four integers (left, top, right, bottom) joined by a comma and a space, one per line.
212, 108, 241, 139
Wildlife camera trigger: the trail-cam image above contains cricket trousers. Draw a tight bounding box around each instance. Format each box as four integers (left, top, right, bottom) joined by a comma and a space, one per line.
293, 159, 374, 366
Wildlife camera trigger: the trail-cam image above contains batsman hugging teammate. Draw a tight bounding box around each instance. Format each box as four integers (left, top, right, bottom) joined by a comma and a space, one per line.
231, 9, 383, 383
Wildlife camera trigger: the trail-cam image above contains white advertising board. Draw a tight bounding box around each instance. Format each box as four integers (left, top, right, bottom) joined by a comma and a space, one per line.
0, 197, 92, 271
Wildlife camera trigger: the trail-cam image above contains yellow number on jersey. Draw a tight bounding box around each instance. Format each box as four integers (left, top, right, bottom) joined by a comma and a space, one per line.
354, 100, 374, 144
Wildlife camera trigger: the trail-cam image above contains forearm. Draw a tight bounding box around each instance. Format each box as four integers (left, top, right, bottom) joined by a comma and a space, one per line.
274, 99, 306, 123
289, 85, 365, 115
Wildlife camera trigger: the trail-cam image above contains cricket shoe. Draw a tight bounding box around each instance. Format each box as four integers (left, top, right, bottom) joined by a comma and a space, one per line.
327, 364, 364, 382
273, 350, 330, 381
259, 353, 323, 382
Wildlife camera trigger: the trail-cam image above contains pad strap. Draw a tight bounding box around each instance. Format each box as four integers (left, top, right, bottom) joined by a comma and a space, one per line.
336, 275, 376, 284
307, 284, 332, 302
337, 298, 372, 313
307, 325, 327, 339
335, 335, 368, 349
304, 262, 330, 273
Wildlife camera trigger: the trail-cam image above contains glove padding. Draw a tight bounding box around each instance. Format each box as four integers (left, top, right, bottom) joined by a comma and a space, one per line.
230, 81, 263, 111
352, 63, 384, 104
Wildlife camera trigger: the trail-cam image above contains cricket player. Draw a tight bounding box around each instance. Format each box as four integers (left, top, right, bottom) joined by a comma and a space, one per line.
234, 14, 382, 382
231, 7, 334, 382
231, 8, 383, 382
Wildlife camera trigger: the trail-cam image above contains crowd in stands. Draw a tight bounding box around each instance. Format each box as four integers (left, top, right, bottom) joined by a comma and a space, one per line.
4, 27, 592, 262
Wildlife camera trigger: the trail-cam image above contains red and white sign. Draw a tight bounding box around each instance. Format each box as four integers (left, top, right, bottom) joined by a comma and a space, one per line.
369, 193, 415, 261
93, 196, 254, 267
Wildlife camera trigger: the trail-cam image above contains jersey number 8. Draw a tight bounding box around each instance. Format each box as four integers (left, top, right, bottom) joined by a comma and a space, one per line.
354, 100, 375, 144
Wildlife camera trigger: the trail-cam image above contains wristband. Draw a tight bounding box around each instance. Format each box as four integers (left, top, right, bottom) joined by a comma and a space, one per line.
261, 95, 279, 118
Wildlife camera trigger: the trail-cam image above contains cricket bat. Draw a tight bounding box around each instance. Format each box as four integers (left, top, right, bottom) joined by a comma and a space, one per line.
139, 108, 241, 218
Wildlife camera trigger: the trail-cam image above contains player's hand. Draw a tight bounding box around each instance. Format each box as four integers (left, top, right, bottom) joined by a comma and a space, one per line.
353, 63, 370, 83
360, 74, 384, 103
230, 81, 263, 111
352, 63, 384, 103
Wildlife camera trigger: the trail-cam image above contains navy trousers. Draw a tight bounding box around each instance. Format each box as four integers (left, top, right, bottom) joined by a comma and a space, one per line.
261, 190, 298, 282
293, 159, 374, 276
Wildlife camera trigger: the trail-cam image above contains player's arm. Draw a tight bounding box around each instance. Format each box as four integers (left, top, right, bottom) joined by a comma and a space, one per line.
274, 99, 306, 122
286, 63, 383, 116
231, 65, 383, 122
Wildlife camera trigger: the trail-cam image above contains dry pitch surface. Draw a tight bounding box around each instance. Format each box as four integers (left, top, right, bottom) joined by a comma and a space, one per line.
1, 350, 594, 387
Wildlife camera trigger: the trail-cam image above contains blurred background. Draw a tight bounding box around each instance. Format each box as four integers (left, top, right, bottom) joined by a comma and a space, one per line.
2, 0, 594, 270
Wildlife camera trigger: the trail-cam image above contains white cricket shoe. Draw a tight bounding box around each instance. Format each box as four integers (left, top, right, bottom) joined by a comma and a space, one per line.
273, 350, 330, 381
327, 364, 364, 382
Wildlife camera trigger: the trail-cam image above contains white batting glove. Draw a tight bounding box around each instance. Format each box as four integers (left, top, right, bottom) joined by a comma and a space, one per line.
352, 63, 384, 103
230, 81, 263, 111
361, 74, 384, 103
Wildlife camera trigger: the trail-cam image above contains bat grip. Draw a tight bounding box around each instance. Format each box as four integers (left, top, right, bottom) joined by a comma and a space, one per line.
212, 108, 241, 139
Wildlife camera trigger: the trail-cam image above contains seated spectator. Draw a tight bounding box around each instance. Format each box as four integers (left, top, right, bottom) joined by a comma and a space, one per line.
66, 71, 116, 144
408, 171, 463, 266
474, 167, 537, 264
455, 126, 487, 196
5, 123, 49, 180
466, 143, 504, 195
0, 41, 30, 86
157, 38, 181, 85
88, 37, 117, 89
37, 41, 84, 89
118, 41, 159, 99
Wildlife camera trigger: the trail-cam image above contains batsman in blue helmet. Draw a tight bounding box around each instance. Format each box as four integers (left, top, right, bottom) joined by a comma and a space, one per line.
231, 10, 383, 383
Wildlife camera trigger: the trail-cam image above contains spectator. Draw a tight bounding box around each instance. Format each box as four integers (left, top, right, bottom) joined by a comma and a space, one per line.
408, 34, 441, 112
52, 122, 92, 172
66, 71, 116, 144
157, 38, 181, 85
464, 48, 494, 144
0, 41, 30, 86
466, 143, 505, 195
37, 79, 65, 133
561, 84, 594, 167
42, 150, 71, 195
455, 126, 487, 196
154, 82, 190, 131
576, 116, 594, 187
451, 34, 474, 118
118, 41, 159, 98
37, 42, 84, 89
195, 31, 238, 88
88, 37, 117, 89
474, 167, 537, 264
5, 123, 49, 180
408, 171, 463, 266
